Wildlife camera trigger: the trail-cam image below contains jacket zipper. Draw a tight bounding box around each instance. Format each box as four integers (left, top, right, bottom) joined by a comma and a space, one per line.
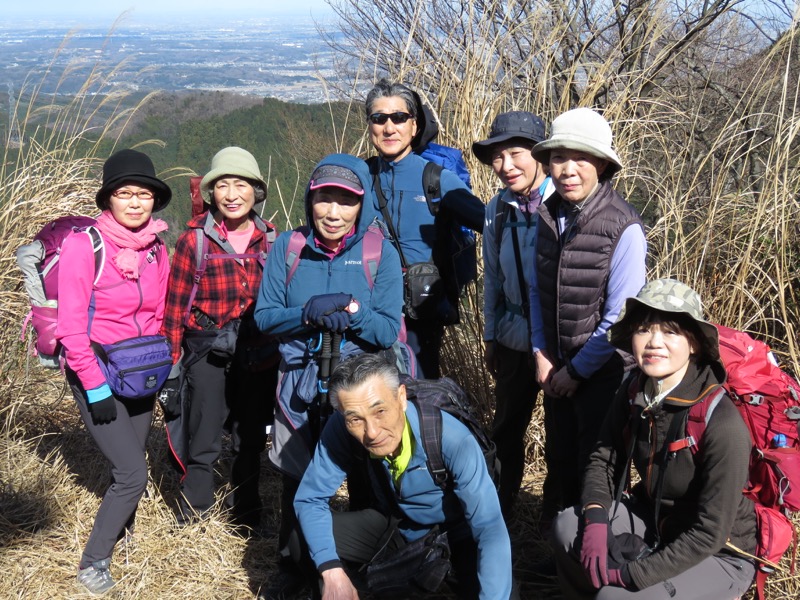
105, 338, 168, 354
117, 359, 173, 383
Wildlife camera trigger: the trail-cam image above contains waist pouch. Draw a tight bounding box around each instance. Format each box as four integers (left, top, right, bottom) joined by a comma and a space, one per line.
366, 527, 451, 597
404, 262, 445, 321
92, 335, 172, 400
184, 319, 240, 361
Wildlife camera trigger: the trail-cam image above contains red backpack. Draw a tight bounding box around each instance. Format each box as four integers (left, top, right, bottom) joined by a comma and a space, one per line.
668, 324, 800, 599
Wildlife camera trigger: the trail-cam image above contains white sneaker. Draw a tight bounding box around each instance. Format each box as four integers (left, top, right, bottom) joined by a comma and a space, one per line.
77, 558, 116, 595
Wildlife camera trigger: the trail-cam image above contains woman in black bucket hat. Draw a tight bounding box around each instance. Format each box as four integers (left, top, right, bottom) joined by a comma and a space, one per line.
472, 111, 556, 521
58, 149, 171, 595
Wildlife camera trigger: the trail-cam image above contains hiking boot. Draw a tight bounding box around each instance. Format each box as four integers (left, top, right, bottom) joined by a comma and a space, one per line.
77, 558, 116, 595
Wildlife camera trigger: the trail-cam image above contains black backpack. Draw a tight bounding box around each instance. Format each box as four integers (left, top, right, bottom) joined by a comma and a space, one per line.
367, 156, 479, 325
401, 374, 500, 490
422, 162, 478, 325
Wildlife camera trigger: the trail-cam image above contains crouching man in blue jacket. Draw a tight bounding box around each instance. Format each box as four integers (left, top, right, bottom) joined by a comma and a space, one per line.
293, 353, 512, 600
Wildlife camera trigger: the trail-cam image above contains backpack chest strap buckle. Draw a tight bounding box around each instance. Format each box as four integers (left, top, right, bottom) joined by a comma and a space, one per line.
667, 436, 696, 454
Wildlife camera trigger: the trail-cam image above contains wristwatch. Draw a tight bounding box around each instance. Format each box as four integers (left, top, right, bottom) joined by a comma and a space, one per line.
345, 298, 360, 314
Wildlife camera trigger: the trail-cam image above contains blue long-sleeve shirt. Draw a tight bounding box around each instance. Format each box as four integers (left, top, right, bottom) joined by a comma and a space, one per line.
372, 152, 479, 264
294, 401, 512, 600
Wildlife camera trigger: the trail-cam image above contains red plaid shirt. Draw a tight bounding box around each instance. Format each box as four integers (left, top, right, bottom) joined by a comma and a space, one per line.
161, 212, 277, 362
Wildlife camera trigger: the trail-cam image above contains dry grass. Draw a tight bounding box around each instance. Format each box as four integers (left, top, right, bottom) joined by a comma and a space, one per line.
3, 4, 800, 599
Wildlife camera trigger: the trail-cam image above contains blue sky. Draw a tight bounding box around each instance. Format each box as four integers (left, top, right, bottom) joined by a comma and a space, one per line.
3, 0, 333, 21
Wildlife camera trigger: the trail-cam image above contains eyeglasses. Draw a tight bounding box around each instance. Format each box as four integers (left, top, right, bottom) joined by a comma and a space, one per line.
112, 189, 155, 201
368, 112, 413, 125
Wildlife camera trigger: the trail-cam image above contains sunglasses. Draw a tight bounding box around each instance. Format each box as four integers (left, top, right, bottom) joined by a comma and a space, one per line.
368, 112, 414, 125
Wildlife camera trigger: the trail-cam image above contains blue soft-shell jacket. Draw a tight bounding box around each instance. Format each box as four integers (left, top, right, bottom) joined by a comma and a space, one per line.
255, 153, 403, 479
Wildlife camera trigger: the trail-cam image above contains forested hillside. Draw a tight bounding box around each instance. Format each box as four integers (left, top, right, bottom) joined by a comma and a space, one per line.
112, 94, 364, 242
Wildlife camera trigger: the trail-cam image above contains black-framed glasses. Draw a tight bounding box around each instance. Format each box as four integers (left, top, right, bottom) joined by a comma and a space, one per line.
112, 189, 155, 200
368, 112, 413, 125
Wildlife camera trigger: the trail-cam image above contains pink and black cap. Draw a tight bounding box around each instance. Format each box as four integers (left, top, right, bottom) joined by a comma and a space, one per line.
309, 164, 365, 196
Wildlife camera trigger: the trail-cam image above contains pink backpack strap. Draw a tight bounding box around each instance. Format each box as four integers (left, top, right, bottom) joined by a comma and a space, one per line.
361, 224, 384, 289
285, 227, 310, 287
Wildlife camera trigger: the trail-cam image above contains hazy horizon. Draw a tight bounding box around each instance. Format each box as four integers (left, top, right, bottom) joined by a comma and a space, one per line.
1, 0, 334, 24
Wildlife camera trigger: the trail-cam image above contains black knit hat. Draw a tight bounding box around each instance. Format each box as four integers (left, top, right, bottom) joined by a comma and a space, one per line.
95, 149, 172, 211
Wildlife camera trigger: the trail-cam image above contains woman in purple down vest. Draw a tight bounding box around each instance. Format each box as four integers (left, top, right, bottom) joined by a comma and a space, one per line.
528, 108, 647, 531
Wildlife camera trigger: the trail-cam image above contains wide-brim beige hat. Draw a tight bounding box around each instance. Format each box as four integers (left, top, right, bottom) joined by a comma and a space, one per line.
200, 146, 267, 191
532, 107, 623, 176
607, 278, 720, 365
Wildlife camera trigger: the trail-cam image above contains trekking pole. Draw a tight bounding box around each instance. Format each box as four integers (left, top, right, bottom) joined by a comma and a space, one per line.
330, 332, 342, 374
315, 330, 332, 441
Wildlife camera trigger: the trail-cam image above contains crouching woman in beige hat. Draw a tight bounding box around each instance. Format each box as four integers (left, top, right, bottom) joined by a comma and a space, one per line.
160, 147, 279, 533
551, 279, 756, 599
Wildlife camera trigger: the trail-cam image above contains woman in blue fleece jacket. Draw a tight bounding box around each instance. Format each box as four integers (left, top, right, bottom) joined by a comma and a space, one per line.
255, 153, 404, 597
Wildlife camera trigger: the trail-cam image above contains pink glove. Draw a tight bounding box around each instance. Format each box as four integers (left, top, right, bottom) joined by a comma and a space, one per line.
580, 507, 611, 589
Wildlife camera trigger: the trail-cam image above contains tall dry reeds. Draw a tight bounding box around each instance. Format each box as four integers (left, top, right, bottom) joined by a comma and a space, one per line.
324, 2, 800, 596
327, 0, 800, 373
2, 2, 800, 598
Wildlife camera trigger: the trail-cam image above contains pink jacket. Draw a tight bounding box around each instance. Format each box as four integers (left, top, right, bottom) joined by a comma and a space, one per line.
56, 229, 169, 391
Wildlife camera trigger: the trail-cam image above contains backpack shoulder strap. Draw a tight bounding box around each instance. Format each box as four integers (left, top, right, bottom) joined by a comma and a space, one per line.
410, 396, 448, 490
669, 386, 726, 455
184, 229, 208, 327
422, 161, 443, 216
362, 223, 384, 289
84, 226, 106, 287
494, 200, 510, 257
285, 227, 310, 287
369, 159, 408, 270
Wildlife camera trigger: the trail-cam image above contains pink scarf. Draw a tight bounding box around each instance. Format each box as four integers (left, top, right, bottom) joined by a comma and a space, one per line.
95, 211, 168, 279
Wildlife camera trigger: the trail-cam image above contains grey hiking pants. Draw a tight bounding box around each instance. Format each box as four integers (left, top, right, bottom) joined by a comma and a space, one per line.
552, 503, 755, 600
68, 368, 153, 567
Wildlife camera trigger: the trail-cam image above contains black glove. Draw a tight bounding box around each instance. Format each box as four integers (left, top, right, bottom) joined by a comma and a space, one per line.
158, 377, 182, 417
89, 395, 117, 425
321, 311, 350, 333
302, 293, 351, 328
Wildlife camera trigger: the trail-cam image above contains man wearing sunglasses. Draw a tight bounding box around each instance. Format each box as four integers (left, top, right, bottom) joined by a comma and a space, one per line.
365, 79, 485, 379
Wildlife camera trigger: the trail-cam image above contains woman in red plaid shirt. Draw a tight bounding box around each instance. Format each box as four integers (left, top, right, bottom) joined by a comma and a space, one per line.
160, 147, 279, 534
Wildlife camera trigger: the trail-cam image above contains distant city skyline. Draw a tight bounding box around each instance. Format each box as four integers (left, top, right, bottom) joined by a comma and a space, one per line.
2, 0, 334, 22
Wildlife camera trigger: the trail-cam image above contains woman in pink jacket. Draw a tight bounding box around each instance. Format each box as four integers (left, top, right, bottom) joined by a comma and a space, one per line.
56, 149, 171, 596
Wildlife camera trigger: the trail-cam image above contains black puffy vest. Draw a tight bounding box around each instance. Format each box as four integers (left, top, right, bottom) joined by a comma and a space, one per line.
536, 180, 643, 360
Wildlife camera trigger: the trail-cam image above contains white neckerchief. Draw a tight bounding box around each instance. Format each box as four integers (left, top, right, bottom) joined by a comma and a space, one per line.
641, 377, 680, 415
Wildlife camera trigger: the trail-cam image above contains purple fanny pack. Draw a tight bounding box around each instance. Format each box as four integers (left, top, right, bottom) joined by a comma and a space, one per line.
92, 335, 173, 400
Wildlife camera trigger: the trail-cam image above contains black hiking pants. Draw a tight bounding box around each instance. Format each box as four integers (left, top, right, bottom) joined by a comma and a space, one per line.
289, 508, 481, 599
68, 368, 153, 567
491, 342, 540, 517
405, 317, 444, 379
180, 349, 276, 526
